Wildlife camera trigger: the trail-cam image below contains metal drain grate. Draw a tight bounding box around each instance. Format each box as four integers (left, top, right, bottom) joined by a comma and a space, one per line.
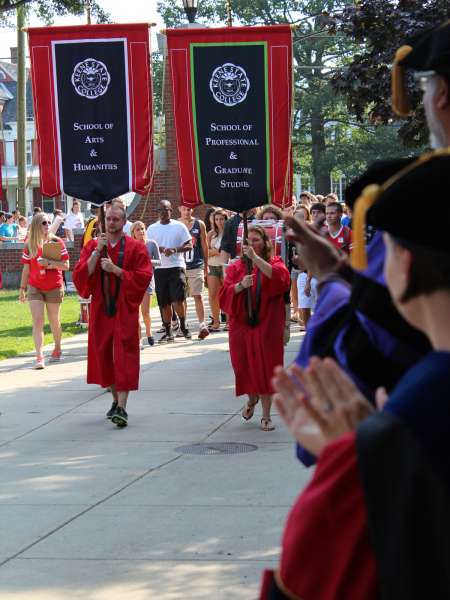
175, 442, 257, 455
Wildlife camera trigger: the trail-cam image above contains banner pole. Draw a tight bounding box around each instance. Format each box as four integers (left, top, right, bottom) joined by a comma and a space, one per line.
243, 212, 254, 325
99, 204, 112, 315
85, 0, 91, 25
16, 5, 27, 215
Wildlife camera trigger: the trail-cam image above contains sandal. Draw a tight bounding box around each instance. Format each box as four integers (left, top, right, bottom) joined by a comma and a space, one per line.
261, 417, 275, 431
242, 397, 259, 421
208, 325, 221, 333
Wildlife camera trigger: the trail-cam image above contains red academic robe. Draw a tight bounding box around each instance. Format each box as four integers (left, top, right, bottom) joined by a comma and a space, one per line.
73, 236, 152, 391
219, 256, 290, 396
259, 433, 378, 600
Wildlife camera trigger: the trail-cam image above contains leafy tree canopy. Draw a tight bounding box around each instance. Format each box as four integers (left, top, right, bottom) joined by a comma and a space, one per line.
157, 0, 419, 194
332, 0, 450, 147
0, 0, 109, 24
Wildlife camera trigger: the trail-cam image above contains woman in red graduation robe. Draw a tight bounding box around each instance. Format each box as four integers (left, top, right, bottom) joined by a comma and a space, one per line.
219, 225, 290, 431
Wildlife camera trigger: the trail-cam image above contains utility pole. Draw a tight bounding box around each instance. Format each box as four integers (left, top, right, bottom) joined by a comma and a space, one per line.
226, 0, 232, 27
16, 4, 27, 214
86, 0, 91, 25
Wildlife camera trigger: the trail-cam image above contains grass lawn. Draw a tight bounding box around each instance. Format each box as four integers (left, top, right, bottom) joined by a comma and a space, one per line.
0, 290, 159, 360
0, 290, 82, 360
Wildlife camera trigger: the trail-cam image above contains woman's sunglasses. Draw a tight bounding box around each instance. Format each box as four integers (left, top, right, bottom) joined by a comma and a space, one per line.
41, 221, 50, 225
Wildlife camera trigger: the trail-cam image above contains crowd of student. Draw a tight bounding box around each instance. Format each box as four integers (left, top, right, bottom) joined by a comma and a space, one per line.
0, 201, 85, 244
0, 210, 28, 242
13, 193, 352, 428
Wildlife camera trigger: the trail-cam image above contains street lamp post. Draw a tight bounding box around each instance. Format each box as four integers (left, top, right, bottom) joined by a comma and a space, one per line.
16, 4, 27, 215
182, 0, 198, 24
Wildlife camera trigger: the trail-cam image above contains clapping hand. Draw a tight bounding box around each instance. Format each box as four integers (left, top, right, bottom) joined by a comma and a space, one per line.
272, 357, 375, 456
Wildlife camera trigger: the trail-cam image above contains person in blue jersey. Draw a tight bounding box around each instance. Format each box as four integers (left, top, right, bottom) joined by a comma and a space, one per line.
261, 150, 450, 600
0, 213, 18, 242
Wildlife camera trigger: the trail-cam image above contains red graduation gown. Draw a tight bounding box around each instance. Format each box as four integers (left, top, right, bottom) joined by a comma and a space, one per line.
219, 256, 290, 396
73, 236, 152, 391
260, 433, 378, 600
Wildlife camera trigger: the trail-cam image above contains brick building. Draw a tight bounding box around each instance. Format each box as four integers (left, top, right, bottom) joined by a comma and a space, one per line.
128, 54, 183, 224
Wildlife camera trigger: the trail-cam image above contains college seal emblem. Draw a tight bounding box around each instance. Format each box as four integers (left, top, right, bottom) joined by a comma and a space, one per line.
209, 63, 250, 107
71, 58, 111, 100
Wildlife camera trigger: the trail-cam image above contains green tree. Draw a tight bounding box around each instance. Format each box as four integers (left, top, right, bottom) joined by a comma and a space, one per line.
332, 0, 450, 147
0, 0, 109, 23
158, 0, 360, 194
157, 0, 412, 194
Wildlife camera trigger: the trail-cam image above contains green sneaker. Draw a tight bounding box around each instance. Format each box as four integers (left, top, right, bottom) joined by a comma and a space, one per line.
111, 406, 128, 427
106, 401, 118, 420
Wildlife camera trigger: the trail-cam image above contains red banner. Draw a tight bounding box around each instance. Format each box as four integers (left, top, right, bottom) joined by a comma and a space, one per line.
27, 23, 153, 204
167, 25, 293, 211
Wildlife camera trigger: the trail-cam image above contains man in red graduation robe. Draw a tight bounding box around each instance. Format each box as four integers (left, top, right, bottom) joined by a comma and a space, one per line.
73, 205, 152, 427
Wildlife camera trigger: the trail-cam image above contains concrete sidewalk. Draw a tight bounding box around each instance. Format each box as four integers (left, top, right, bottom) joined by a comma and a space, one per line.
0, 300, 312, 599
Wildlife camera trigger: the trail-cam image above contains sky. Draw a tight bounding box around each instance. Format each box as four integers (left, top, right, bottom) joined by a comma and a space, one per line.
0, 0, 164, 61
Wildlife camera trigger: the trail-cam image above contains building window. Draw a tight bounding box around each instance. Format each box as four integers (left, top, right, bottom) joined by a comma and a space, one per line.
26, 140, 33, 166
43, 197, 55, 214
61, 193, 68, 213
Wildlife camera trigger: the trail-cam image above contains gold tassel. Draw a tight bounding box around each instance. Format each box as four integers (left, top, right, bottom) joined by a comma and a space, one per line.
392, 45, 413, 117
351, 184, 381, 270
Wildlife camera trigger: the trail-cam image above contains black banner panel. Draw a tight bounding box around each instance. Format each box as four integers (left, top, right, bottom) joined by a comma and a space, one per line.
53, 40, 130, 204
191, 43, 269, 212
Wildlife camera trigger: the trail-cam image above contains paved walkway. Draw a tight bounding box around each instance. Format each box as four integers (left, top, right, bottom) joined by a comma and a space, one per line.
0, 299, 312, 599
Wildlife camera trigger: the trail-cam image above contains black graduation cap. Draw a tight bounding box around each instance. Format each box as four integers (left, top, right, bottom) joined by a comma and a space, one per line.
392, 21, 450, 116
351, 149, 450, 269
399, 21, 450, 72
345, 158, 416, 209
368, 151, 450, 252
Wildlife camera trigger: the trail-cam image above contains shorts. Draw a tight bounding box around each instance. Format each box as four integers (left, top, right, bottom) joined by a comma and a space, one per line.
146, 276, 155, 296
208, 265, 223, 279
291, 268, 300, 281
297, 273, 317, 309
186, 267, 204, 296
154, 267, 186, 307
27, 285, 64, 304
